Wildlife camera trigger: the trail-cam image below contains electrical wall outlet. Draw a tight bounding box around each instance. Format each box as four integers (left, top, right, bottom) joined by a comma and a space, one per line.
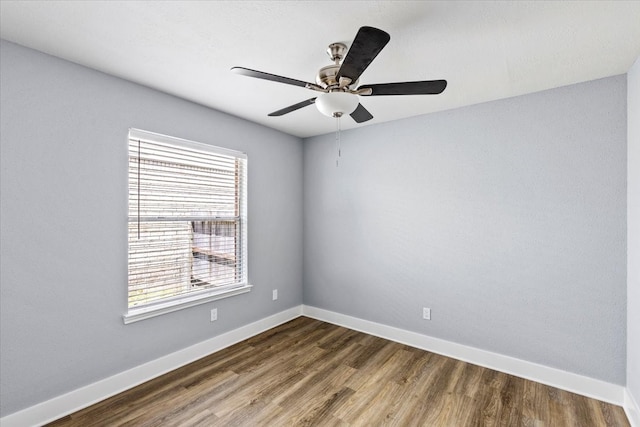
423, 307, 431, 320
210, 308, 218, 322
272, 289, 278, 300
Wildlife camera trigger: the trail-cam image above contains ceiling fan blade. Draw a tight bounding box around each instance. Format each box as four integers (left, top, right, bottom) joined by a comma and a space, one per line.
268, 98, 317, 117
359, 80, 447, 96
350, 103, 374, 123
337, 26, 390, 83
232, 67, 319, 89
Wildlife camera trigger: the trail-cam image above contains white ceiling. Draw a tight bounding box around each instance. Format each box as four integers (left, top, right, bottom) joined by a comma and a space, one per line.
1, 1, 639, 138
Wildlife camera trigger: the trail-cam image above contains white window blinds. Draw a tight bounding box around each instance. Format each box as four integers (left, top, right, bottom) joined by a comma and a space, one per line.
127, 129, 248, 319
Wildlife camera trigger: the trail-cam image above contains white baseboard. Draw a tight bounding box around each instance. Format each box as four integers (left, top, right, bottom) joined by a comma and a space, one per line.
1, 304, 628, 426
626, 388, 640, 427
0, 306, 303, 427
302, 305, 625, 406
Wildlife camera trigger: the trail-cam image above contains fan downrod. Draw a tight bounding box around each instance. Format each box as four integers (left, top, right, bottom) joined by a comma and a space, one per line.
317, 43, 354, 89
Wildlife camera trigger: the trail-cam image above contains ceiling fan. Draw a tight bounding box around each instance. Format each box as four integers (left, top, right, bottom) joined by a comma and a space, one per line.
231, 26, 447, 123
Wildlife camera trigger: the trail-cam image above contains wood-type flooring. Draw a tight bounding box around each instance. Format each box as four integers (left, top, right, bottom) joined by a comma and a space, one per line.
48, 316, 630, 426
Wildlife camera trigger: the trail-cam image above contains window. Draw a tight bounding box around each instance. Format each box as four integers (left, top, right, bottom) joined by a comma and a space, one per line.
124, 129, 249, 323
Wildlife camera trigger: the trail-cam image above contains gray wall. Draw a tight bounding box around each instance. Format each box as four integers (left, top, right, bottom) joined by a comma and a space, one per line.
0, 40, 303, 417
303, 76, 627, 384
628, 56, 640, 406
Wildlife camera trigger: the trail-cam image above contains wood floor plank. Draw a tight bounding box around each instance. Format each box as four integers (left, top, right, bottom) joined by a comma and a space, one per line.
390, 355, 460, 426
336, 346, 415, 423
370, 353, 438, 426
46, 317, 630, 427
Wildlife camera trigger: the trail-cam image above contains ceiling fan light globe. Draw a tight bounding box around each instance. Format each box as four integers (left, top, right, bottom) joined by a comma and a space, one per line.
316, 92, 358, 118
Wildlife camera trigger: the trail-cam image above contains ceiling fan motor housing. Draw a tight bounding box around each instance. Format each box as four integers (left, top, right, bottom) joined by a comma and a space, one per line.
316, 65, 340, 88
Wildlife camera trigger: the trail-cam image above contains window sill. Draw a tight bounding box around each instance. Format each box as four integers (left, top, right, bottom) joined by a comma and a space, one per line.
123, 284, 252, 324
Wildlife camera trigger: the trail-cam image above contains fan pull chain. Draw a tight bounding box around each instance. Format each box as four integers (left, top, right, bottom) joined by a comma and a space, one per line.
335, 115, 341, 167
